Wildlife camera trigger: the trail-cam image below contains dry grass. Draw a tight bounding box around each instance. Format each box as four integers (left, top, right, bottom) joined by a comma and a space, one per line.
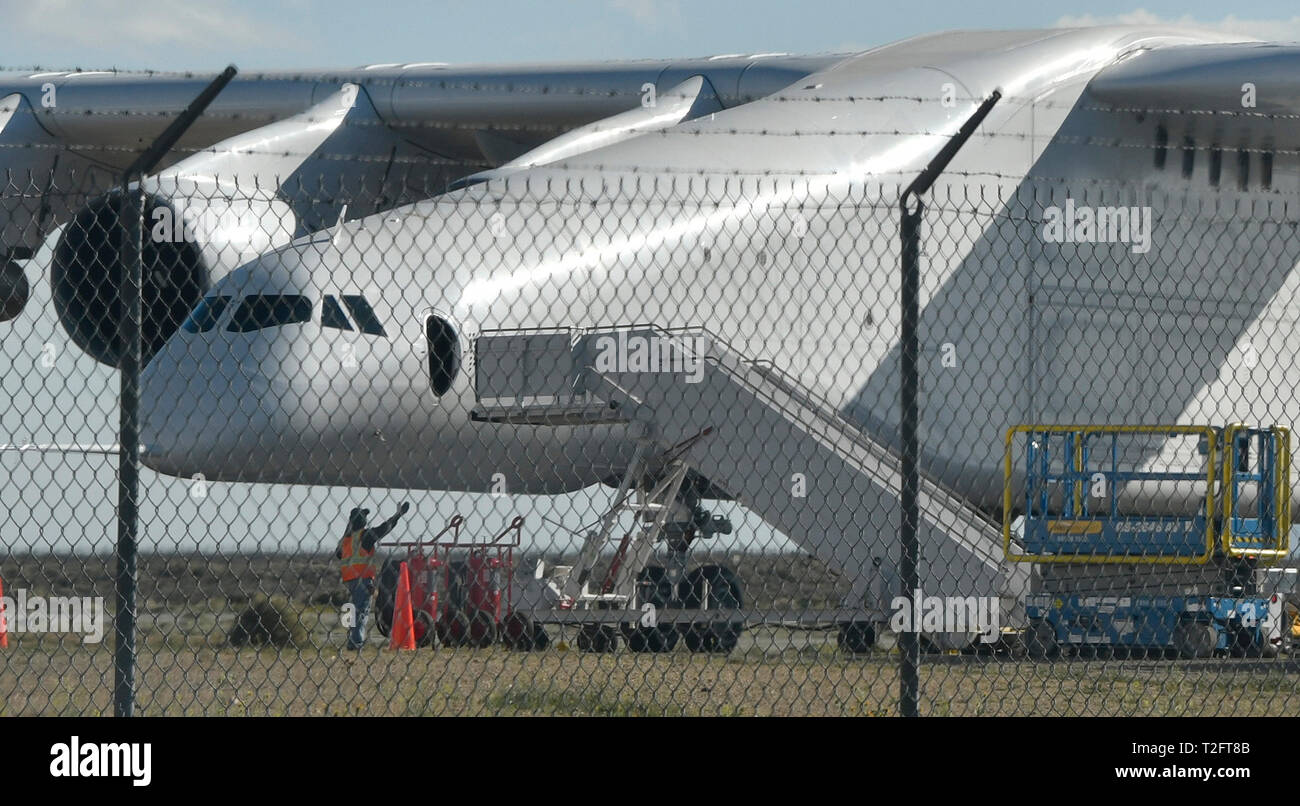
2, 639, 1297, 716
2, 552, 1297, 716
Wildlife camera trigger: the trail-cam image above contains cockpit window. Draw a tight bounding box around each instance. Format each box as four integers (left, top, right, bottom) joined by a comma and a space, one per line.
226, 295, 313, 333
181, 296, 232, 333
341, 295, 387, 337
321, 295, 354, 331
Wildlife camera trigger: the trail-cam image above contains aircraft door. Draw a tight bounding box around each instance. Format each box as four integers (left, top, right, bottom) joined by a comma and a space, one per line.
419, 308, 463, 397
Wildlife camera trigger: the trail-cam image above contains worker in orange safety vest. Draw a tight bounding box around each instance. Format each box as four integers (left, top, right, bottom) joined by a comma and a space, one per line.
336, 502, 410, 649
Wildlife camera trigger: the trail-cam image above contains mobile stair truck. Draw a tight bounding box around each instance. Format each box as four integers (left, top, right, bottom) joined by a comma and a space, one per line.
1004, 424, 1291, 659
471, 325, 1030, 654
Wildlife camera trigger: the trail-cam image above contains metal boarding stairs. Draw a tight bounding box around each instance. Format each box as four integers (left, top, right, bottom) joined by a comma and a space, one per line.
563, 451, 694, 608
471, 325, 1028, 629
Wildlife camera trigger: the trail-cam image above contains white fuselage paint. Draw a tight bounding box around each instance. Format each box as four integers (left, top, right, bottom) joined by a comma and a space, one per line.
143, 26, 1284, 522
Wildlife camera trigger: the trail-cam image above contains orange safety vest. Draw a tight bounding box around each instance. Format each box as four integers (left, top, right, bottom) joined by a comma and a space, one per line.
338, 530, 376, 582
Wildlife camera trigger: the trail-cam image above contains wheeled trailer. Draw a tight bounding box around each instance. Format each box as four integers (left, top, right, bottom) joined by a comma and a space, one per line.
374, 514, 544, 649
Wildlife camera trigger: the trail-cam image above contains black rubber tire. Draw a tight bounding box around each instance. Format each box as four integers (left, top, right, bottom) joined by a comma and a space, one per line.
1232, 625, 1277, 658
623, 623, 679, 653
837, 622, 875, 654
1173, 620, 1218, 659
465, 610, 498, 648
625, 566, 680, 653
436, 610, 471, 648
373, 559, 403, 638
503, 613, 550, 651
1024, 619, 1058, 660
680, 565, 744, 654
576, 625, 618, 653
682, 626, 710, 653
1006, 634, 1029, 660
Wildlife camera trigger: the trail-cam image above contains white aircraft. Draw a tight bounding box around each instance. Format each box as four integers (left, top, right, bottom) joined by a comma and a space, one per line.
5, 25, 1297, 649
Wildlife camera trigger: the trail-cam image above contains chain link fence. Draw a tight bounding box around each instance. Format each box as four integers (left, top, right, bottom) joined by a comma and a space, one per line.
2, 73, 1300, 717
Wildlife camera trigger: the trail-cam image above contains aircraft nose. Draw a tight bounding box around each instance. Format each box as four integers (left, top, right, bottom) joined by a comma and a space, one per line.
140, 241, 415, 486
141, 321, 295, 480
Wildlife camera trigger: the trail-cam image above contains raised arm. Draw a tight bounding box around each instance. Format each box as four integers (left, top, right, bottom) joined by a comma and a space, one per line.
361, 502, 411, 549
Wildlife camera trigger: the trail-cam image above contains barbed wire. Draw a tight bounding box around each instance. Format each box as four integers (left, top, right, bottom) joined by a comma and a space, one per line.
5, 88, 1291, 116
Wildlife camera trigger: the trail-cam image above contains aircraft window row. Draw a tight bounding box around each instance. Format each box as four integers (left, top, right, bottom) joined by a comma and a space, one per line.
227, 295, 315, 333
180, 295, 232, 333
1156, 124, 1274, 191
321, 295, 353, 331
180, 294, 388, 336
337, 295, 387, 337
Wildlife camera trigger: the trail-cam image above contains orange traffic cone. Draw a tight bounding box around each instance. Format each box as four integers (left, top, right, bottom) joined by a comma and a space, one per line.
388, 562, 416, 651
0, 575, 8, 649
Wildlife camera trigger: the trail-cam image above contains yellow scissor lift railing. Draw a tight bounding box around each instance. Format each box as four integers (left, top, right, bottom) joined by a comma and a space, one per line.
1221, 424, 1291, 562
1003, 424, 1290, 565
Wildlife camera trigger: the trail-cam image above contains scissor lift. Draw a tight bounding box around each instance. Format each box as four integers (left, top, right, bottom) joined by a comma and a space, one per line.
1004, 424, 1290, 658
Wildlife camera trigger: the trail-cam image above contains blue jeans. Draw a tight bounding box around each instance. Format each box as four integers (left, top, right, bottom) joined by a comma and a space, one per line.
346, 577, 375, 650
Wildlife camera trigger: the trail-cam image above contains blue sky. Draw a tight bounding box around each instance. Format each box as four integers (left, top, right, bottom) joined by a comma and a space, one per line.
2, 0, 1299, 72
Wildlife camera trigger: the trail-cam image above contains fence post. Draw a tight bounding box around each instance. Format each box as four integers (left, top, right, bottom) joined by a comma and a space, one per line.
112, 65, 238, 717
898, 195, 923, 718
896, 90, 1001, 718
113, 182, 143, 717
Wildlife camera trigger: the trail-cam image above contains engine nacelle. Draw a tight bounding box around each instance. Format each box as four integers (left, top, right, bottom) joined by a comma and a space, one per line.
51, 185, 296, 366
49, 70, 644, 366
48, 82, 384, 367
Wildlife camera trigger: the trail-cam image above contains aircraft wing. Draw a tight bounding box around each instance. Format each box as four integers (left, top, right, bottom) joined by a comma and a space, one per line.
1077, 43, 1300, 183
0, 55, 845, 255
1088, 42, 1300, 115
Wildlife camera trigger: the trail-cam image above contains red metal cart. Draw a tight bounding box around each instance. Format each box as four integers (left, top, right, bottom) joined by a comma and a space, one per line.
378, 514, 526, 648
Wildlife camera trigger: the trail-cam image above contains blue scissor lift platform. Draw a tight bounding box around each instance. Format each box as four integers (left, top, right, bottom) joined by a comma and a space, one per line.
1003, 424, 1290, 658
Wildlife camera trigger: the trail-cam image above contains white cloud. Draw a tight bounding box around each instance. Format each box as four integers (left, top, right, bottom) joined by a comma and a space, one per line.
1054, 9, 1300, 42
608, 0, 683, 32
0, 0, 297, 60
